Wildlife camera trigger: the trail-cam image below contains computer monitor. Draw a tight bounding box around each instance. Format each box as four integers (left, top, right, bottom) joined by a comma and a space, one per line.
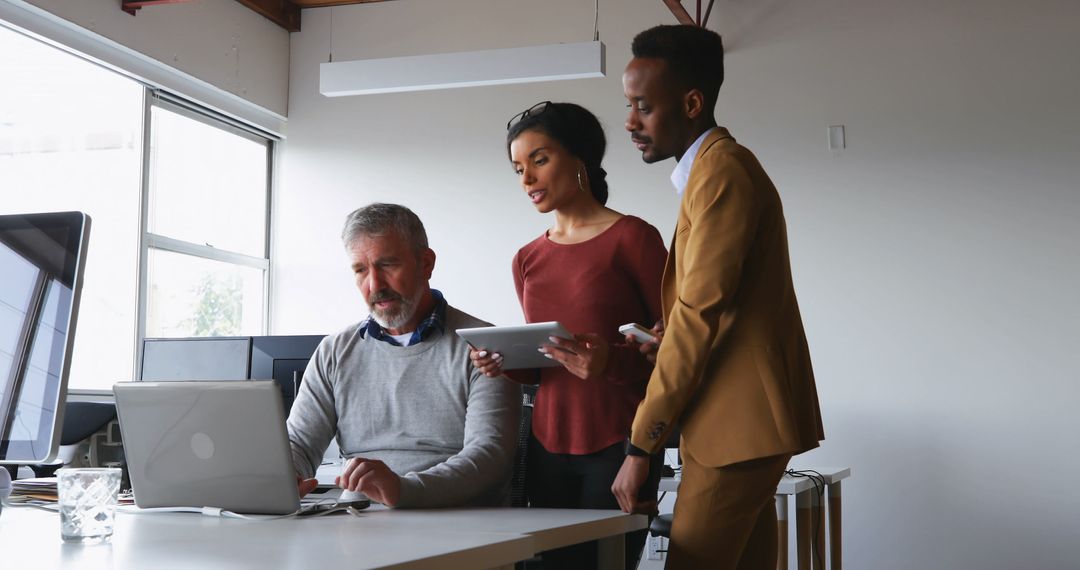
139, 337, 252, 381
249, 335, 325, 417
0, 211, 91, 465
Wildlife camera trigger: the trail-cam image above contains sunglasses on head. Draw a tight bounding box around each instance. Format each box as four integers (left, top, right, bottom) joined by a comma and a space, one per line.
506, 101, 554, 130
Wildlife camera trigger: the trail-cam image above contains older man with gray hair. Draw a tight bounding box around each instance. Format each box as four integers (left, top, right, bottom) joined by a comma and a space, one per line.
287, 203, 520, 508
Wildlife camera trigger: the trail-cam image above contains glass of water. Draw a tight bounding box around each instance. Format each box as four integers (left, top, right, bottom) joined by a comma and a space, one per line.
56, 468, 122, 543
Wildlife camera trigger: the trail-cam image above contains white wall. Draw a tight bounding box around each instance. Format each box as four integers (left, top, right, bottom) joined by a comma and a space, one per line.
10, 0, 289, 119
279, 1, 1080, 568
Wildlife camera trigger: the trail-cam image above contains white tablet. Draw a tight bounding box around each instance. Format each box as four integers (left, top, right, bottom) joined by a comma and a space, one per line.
455, 321, 573, 370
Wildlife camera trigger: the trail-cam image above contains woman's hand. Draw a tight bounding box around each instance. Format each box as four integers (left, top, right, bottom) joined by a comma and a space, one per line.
625, 320, 664, 364
469, 346, 505, 377
540, 333, 610, 381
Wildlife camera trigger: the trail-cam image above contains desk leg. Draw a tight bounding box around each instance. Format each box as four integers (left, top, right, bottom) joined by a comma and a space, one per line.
596, 533, 626, 570
811, 487, 825, 570
795, 491, 812, 570
776, 494, 788, 570
828, 481, 842, 570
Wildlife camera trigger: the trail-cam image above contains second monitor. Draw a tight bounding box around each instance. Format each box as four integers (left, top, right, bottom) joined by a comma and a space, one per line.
249, 335, 325, 417
140, 337, 252, 382
139, 335, 325, 418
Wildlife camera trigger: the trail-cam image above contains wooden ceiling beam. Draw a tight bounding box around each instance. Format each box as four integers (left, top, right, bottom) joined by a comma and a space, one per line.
289, 0, 395, 7
122, 0, 301, 32
662, 0, 696, 26
234, 0, 302, 32
663, 0, 717, 27
121, 0, 195, 17
702, 0, 716, 27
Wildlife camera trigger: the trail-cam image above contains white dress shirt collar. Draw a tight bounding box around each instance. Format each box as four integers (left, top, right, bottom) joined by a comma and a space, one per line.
670, 128, 717, 196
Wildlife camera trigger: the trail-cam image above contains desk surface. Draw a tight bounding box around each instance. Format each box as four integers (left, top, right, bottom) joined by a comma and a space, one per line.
0, 505, 645, 570
361, 506, 646, 553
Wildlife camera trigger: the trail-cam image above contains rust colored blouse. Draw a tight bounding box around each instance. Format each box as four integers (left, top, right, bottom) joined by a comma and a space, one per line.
512, 215, 666, 455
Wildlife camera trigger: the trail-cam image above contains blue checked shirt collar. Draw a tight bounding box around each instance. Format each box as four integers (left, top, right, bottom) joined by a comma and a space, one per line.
359, 289, 446, 347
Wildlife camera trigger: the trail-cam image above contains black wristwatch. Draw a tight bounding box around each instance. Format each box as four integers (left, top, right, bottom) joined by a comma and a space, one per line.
624, 438, 650, 457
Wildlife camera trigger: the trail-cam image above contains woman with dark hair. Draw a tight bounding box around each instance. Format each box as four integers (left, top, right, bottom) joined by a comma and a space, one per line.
470, 101, 667, 569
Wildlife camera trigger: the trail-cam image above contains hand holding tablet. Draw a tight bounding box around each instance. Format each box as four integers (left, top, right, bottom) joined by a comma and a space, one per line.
457, 322, 573, 370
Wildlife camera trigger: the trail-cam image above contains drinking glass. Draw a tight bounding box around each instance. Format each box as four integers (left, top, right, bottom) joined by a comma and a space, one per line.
57, 468, 122, 543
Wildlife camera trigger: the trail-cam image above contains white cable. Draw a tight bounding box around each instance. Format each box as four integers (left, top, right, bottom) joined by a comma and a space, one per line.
593, 0, 600, 41
205, 508, 302, 521
116, 504, 300, 519
8, 498, 362, 521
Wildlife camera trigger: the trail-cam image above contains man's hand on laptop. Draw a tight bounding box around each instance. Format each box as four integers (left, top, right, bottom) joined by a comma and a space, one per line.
297, 475, 318, 498
337, 457, 402, 507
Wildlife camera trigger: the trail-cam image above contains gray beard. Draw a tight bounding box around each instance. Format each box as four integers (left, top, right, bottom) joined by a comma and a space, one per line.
370, 285, 426, 331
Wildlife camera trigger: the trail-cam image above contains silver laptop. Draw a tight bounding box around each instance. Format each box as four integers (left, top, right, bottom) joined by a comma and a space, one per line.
114, 380, 301, 515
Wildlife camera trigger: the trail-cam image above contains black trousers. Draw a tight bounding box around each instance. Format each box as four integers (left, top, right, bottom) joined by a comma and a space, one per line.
526, 435, 663, 570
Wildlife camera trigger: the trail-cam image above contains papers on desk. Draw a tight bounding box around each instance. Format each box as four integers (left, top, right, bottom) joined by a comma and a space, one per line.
7, 477, 58, 504
5, 476, 135, 508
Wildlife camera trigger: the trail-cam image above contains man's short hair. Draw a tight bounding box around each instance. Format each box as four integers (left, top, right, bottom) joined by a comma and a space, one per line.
631, 25, 725, 110
341, 203, 429, 255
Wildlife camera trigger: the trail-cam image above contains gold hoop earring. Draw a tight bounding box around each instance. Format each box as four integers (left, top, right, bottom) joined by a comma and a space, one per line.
577, 168, 587, 193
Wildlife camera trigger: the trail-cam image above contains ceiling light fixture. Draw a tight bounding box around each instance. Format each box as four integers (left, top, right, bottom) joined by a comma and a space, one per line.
319, 1, 604, 97
320, 41, 604, 97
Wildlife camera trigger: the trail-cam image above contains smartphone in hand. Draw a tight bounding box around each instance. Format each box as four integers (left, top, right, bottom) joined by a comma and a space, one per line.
619, 323, 659, 343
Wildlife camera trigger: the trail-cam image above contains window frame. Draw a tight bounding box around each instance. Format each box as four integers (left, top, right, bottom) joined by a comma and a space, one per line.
133, 93, 276, 380
0, 19, 281, 394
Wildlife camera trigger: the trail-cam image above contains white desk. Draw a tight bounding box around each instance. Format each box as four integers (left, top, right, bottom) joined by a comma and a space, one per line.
659, 466, 851, 570
0, 505, 645, 570
360, 506, 646, 568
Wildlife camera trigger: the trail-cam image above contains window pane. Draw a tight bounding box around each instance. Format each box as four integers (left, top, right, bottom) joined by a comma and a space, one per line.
0, 25, 142, 391
146, 249, 265, 338
148, 106, 268, 257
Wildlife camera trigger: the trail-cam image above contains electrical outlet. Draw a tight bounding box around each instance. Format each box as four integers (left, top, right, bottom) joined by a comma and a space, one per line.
647, 535, 666, 560
828, 124, 846, 150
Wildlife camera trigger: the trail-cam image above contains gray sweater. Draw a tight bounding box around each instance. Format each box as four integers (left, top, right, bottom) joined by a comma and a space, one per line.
287, 305, 520, 508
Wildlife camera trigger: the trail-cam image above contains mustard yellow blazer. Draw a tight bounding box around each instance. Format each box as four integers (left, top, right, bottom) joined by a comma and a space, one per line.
631, 128, 824, 467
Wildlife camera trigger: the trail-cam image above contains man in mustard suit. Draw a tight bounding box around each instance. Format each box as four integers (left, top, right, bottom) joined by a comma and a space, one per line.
612, 25, 825, 569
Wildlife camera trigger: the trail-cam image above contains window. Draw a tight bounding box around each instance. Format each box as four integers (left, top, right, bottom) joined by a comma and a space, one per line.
0, 24, 274, 391
142, 100, 271, 343
0, 25, 142, 392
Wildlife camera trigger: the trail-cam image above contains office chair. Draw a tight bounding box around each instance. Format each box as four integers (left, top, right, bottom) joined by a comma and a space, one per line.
512, 385, 544, 570
61, 401, 118, 446
510, 384, 536, 508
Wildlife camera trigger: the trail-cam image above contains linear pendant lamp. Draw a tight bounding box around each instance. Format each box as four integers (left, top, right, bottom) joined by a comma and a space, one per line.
319, 40, 605, 97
